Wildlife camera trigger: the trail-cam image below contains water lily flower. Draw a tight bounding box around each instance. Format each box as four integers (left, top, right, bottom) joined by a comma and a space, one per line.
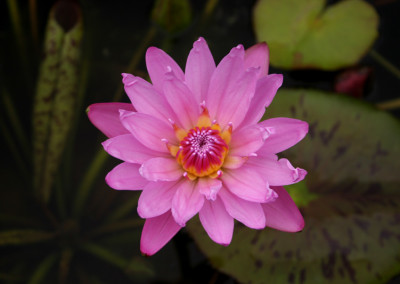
88, 38, 308, 256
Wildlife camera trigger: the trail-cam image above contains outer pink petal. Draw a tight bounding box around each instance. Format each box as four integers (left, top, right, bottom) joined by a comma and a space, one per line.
185, 37, 216, 104
262, 186, 305, 232
239, 74, 283, 128
163, 72, 200, 130
102, 134, 167, 164
145, 47, 185, 92
218, 187, 266, 229
119, 110, 177, 152
197, 177, 222, 201
87, 103, 134, 138
221, 164, 275, 203
258, 118, 309, 154
138, 181, 179, 218
122, 73, 176, 122
105, 162, 148, 190
171, 179, 205, 226
140, 157, 183, 182
247, 155, 307, 186
229, 125, 267, 156
199, 197, 233, 245
244, 42, 269, 78
206, 45, 245, 126
140, 211, 181, 256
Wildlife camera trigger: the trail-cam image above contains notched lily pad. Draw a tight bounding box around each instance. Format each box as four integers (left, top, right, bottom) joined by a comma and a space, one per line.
188, 89, 400, 284
253, 0, 379, 70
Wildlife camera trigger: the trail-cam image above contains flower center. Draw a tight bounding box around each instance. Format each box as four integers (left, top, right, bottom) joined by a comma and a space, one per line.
177, 127, 228, 177
165, 106, 232, 180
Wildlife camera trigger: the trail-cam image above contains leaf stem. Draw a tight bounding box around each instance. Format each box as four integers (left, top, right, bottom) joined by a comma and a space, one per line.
369, 49, 400, 80
80, 242, 128, 270
73, 26, 157, 218
112, 26, 157, 102
6, 0, 32, 89
73, 150, 108, 218
1, 88, 31, 161
27, 253, 58, 284
86, 218, 143, 239
29, 0, 39, 55
0, 118, 29, 180
104, 197, 139, 223
376, 98, 400, 110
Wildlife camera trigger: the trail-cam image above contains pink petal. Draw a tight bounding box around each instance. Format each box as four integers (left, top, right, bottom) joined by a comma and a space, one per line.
102, 134, 167, 164
163, 72, 200, 130
218, 187, 266, 229
185, 37, 216, 104
119, 110, 177, 152
122, 73, 176, 122
105, 162, 148, 190
247, 155, 307, 186
206, 45, 245, 127
229, 125, 267, 156
140, 157, 183, 182
244, 42, 269, 78
215, 67, 259, 128
145, 47, 185, 92
140, 211, 181, 256
258, 118, 308, 154
221, 164, 274, 203
199, 197, 233, 245
87, 103, 134, 138
171, 179, 205, 226
197, 177, 222, 201
262, 186, 305, 232
239, 74, 283, 128
138, 181, 179, 218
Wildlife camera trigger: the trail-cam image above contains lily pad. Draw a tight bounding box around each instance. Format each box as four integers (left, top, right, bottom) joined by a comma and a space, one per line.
253, 0, 379, 70
188, 89, 400, 284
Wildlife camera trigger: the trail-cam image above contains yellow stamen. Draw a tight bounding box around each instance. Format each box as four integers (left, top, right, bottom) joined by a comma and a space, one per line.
173, 123, 187, 141
197, 107, 212, 127
221, 123, 232, 144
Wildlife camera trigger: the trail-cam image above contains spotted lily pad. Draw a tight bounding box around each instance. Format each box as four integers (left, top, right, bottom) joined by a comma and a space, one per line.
188, 89, 400, 284
253, 0, 379, 70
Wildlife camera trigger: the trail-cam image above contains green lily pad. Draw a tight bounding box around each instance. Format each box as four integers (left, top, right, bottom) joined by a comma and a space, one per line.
188, 89, 400, 284
253, 0, 379, 70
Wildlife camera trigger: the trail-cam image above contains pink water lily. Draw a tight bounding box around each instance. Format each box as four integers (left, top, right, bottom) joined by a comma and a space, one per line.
88, 38, 308, 256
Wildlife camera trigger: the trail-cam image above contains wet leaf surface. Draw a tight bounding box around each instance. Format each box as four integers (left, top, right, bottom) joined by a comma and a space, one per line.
253, 0, 379, 70
188, 89, 400, 284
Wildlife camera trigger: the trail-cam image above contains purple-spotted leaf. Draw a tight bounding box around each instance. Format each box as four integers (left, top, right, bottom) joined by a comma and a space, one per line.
33, 2, 83, 203
188, 89, 400, 284
253, 0, 379, 70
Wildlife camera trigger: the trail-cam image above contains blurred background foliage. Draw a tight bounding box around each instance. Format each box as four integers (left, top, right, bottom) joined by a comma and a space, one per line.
1, 0, 400, 283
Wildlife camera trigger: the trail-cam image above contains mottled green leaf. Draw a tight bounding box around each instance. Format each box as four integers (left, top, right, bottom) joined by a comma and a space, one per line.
253, 0, 379, 70
189, 89, 400, 284
33, 2, 83, 203
0, 229, 54, 246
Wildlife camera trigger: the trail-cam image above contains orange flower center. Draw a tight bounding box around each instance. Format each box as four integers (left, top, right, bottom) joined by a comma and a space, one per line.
165, 107, 232, 180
